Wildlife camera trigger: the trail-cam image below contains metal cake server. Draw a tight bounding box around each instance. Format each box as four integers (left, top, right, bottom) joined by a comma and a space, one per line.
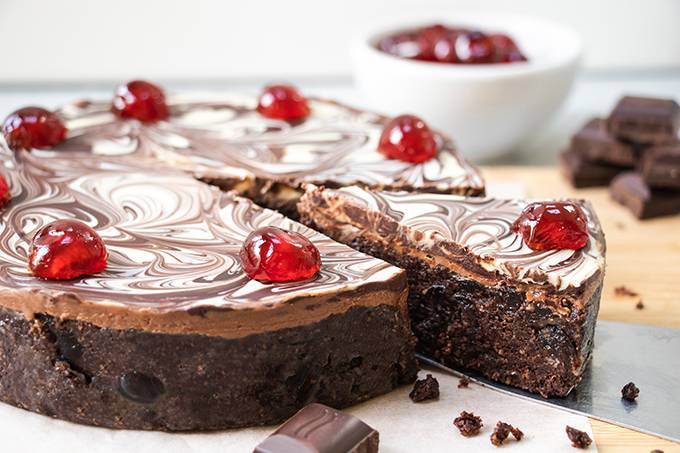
419, 320, 680, 443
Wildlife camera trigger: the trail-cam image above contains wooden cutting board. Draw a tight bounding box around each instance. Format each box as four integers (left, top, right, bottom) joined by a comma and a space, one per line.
482, 166, 680, 453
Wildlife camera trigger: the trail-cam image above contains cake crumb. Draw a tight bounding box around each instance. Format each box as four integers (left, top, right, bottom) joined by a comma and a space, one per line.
490, 421, 523, 446
614, 285, 638, 297
621, 382, 640, 401
458, 377, 470, 388
650, 449, 664, 453
409, 374, 439, 402
454, 411, 483, 437
635, 300, 645, 310
566, 425, 592, 449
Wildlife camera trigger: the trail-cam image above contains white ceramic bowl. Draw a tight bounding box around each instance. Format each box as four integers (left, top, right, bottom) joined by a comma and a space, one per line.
351, 12, 582, 162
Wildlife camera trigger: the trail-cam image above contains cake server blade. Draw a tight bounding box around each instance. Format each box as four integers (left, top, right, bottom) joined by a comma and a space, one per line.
418, 320, 680, 443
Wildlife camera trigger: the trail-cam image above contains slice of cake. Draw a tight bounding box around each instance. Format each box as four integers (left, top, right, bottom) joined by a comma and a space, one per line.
299, 186, 606, 397
52, 84, 484, 218
0, 153, 416, 430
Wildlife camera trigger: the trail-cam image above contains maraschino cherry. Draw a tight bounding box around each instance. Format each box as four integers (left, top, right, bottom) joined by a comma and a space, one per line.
240, 226, 321, 282
2, 107, 67, 151
512, 202, 589, 251
0, 175, 11, 208
112, 80, 170, 122
378, 114, 437, 164
257, 84, 311, 121
28, 219, 108, 280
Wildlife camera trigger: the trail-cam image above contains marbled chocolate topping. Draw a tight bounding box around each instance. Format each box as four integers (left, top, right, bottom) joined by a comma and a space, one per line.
300, 186, 606, 290
53, 93, 484, 194
0, 151, 405, 337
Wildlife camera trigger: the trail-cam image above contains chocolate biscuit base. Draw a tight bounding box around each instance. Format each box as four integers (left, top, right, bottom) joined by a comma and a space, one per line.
0, 156, 417, 430
298, 186, 606, 397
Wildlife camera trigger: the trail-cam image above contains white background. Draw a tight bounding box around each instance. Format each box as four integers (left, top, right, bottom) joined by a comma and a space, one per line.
1, 0, 679, 84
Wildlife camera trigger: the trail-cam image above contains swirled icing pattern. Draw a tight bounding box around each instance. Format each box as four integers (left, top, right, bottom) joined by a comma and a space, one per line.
0, 153, 401, 312
309, 186, 605, 290
51, 94, 483, 192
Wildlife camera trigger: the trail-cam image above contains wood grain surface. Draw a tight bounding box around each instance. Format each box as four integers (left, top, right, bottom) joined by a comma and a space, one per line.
483, 166, 680, 453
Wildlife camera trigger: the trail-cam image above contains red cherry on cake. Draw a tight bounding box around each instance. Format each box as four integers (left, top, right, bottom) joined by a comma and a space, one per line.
239, 226, 321, 282
112, 80, 170, 122
378, 114, 437, 164
512, 202, 589, 251
257, 84, 311, 121
28, 219, 108, 280
2, 107, 67, 151
0, 174, 11, 208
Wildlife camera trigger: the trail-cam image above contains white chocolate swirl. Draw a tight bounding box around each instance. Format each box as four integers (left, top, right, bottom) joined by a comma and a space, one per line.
307, 186, 606, 290
51, 94, 483, 193
0, 154, 401, 312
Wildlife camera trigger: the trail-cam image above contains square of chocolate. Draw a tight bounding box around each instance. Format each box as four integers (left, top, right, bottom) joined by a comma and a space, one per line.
608, 96, 680, 145
253, 404, 379, 453
640, 144, 680, 190
560, 148, 624, 188
610, 172, 680, 219
570, 118, 637, 167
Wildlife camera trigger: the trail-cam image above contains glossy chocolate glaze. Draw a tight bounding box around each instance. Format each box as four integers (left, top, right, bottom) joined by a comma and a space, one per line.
0, 150, 406, 337
54, 94, 484, 194
299, 185, 606, 291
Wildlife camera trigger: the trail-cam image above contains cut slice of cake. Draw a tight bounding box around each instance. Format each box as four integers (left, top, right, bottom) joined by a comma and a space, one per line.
0, 154, 416, 430
299, 185, 606, 397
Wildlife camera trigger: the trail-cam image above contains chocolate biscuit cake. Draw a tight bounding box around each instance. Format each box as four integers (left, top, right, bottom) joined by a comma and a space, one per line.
56, 93, 483, 218
0, 151, 416, 430
299, 186, 606, 397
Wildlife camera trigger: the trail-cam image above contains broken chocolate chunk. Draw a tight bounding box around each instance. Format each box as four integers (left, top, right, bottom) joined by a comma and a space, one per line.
253, 403, 379, 453
566, 425, 592, 449
490, 421, 524, 446
409, 373, 440, 402
454, 411, 483, 437
621, 382, 640, 401
610, 172, 680, 219
608, 96, 680, 145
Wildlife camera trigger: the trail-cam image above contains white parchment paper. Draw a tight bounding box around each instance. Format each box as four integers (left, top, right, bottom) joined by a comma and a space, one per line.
0, 367, 595, 452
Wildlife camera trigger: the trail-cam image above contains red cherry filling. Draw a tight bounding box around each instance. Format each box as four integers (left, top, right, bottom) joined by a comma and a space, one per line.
456, 31, 496, 64
257, 84, 311, 121
239, 226, 321, 282
2, 107, 67, 151
28, 219, 108, 280
112, 80, 170, 122
0, 174, 11, 208
378, 114, 437, 164
512, 202, 589, 251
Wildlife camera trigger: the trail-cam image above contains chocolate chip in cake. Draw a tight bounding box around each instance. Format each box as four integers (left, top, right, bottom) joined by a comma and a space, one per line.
454, 411, 483, 437
566, 425, 592, 449
490, 421, 523, 446
409, 373, 439, 402
636, 300, 645, 310
458, 377, 470, 388
621, 382, 640, 401
614, 285, 639, 297
117, 371, 165, 404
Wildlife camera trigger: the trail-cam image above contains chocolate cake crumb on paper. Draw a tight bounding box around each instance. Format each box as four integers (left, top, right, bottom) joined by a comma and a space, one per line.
614, 285, 639, 297
458, 377, 470, 388
622, 382, 640, 401
409, 374, 440, 402
453, 411, 483, 437
490, 421, 524, 446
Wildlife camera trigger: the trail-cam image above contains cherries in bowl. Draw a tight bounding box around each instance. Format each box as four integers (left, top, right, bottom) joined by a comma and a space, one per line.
352, 12, 582, 161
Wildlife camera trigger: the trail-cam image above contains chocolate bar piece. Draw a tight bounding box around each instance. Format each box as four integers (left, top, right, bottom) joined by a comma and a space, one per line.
640, 144, 680, 190
560, 148, 624, 188
610, 172, 680, 219
571, 118, 637, 166
253, 404, 379, 453
608, 96, 680, 145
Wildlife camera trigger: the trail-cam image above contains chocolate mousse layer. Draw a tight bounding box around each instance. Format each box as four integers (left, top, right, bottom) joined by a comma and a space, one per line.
0, 154, 416, 430
53, 94, 484, 218
299, 186, 606, 397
